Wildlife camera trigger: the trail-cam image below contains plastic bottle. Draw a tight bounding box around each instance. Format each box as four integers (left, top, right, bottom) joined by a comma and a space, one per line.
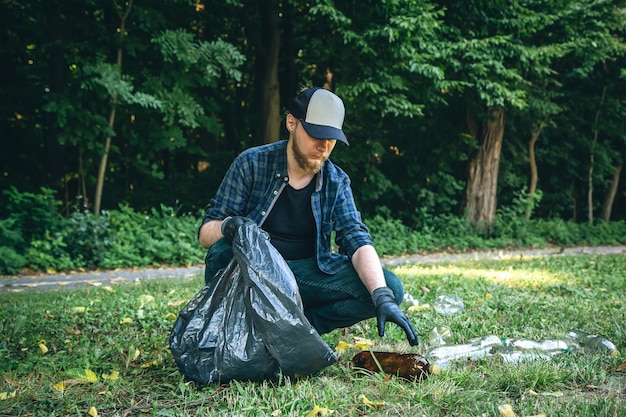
429, 326, 452, 347
433, 295, 465, 315
351, 351, 440, 381
426, 335, 502, 368
403, 292, 420, 306
497, 338, 570, 363
562, 329, 620, 356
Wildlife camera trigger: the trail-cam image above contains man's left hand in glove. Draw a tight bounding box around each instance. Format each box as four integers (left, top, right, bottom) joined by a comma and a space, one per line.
372, 287, 419, 346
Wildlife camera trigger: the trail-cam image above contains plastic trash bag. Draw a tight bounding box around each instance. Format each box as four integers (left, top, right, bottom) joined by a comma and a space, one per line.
169, 221, 337, 385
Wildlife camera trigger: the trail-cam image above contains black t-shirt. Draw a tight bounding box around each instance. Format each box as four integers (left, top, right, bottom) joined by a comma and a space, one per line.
262, 179, 316, 260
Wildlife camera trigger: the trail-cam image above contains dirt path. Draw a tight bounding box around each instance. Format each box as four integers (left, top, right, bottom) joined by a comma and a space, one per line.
1, 245, 624, 292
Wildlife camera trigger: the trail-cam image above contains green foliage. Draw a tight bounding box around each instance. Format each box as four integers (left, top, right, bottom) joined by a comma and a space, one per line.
100, 204, 202, 269
0, 247, 25, 276
2, 187, 61, 246
2, 186, 626, 275
0, 188, 205, 275
365, 215, 425, 256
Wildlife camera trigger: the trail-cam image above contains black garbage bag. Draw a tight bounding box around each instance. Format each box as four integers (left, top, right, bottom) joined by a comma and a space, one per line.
169, 222, 337, 385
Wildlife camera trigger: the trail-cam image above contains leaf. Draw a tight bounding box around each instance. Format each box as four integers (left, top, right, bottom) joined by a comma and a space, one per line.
88, 406, 99, 417
39, 342, 48, 354
305, 405, 334, 417
167, 299, 186, 308
408, 303, 431, 312
102, 371, 120, 381
65, 369, 99, 383
359, 394, 385, 407
0, 391, 17, 400
334, 338, 374, 353
352, 337, 375, 350
498, 404, 517, 417
138, 294, 155, 308
334, 341, 350, 353
53, 381, 69, 392
120, 317, 133, 324
72, 306, 87, 313
140, 360, 158, 368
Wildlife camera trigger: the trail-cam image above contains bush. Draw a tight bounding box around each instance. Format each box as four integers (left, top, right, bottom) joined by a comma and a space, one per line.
0, 246, 25, 275
2, 186, 61, 245
2, 187, 626, 275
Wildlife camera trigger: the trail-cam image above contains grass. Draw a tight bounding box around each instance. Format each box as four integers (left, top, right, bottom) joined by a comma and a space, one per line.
1, 253, 624, 416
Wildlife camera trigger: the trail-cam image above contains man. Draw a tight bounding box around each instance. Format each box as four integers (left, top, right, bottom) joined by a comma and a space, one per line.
198, 87, 418, 346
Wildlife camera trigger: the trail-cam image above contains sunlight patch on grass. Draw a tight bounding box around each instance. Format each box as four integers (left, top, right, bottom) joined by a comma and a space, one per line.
394, 264, 569, 288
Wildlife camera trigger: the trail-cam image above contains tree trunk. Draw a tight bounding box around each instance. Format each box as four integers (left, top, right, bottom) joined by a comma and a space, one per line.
587, 86, 606, 225
93, 0, 132, 214
464, 107, 506, 231
252, 0, 281, 144
525, 122, 544, 220
601, 163, 622, 222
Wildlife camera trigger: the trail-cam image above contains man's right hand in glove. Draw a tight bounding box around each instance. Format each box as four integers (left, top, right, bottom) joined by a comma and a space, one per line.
220, 216, 254, 242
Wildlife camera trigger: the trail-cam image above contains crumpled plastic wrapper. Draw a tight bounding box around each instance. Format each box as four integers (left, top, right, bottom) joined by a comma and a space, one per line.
169, 222, 337, 384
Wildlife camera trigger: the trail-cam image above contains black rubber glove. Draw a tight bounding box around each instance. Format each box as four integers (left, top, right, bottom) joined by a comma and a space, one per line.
220, 216, 254, 242
372, 287, 419, 346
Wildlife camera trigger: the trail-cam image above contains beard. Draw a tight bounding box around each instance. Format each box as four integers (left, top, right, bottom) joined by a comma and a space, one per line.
292, 137, 326, 175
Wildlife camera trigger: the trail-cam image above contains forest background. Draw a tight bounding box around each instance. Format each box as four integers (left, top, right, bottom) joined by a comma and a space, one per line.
1, 0, 626, 275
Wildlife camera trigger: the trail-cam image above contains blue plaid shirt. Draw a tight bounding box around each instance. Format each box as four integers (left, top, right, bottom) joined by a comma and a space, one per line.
202, 140, 373, 274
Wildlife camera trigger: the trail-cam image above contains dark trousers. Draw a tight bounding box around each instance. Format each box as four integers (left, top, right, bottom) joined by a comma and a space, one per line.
204, 238, 405, 334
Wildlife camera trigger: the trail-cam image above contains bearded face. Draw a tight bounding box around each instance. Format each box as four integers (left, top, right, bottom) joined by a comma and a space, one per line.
291, 135, 326, 174
290, 120, 336, 175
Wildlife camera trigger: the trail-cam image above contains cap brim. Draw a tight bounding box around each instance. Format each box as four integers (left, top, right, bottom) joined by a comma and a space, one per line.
301, 121, 349, 146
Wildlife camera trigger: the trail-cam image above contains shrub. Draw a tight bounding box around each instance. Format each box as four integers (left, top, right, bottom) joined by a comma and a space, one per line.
0, 246, 25, 275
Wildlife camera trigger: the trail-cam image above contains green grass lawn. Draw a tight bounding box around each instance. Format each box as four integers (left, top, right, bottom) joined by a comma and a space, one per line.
1, 253, 624, 416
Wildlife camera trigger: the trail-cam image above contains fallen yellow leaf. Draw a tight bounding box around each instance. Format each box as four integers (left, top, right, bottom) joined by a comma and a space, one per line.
351, 339, 374, 350
140, 360, 158, 368
165, 312, 177, 320
334, 338, 374, 353
88, 406, 99, 417
72, 306, 87, 313
305, 405, 334, 417
120, 317, 133, 324
334, 341, 350, 353
39, 342, 48, 354
498, 404, 517, 417
168, 299, 186, 308
53, 381, 68, 392
359, 394, 385, 407
0, 391, 17, 400
102, 370, 120, 381
138, 294, 155, 309
408, 304, 431, 312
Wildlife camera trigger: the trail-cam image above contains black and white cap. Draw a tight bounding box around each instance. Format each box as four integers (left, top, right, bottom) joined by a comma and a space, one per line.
289, 87, 348, 145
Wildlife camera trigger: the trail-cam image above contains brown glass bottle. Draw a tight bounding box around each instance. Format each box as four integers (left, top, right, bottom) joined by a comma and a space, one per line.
351, 351, 440, 381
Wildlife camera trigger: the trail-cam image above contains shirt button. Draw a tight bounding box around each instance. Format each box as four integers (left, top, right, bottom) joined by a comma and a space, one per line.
261, 211, 266, 216
283, 176, 288, 182
273, 190, 278, 195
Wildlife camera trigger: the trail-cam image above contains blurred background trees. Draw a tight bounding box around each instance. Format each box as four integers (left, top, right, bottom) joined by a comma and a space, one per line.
2, 0, 625, 231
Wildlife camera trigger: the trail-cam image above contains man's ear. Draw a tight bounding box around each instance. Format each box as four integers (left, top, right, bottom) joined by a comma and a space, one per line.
285, 113, 297, 133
